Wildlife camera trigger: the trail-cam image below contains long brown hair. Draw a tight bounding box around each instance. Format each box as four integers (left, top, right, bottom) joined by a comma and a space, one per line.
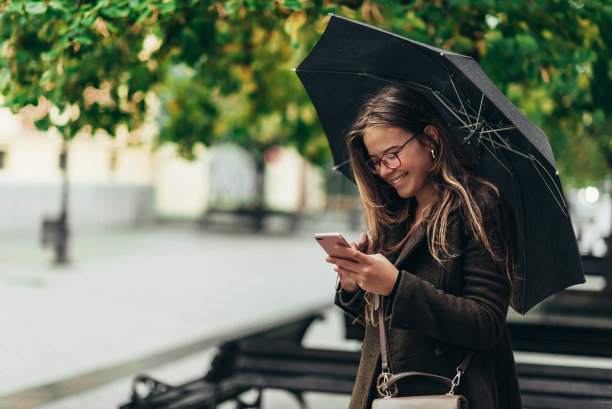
347, 86, 516, 323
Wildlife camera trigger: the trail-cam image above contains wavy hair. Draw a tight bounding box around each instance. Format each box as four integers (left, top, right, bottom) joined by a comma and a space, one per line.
347, 86, 516, 324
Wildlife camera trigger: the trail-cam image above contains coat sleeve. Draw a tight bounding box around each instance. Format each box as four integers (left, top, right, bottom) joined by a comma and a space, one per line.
334, 287, 367, 326
388, 216, 512, 350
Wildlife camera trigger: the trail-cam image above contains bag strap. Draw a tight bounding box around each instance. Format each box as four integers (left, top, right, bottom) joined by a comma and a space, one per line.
375, 294, 473, 397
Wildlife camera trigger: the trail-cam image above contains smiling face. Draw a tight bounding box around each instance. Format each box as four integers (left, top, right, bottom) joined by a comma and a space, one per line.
363, 126, 438, 206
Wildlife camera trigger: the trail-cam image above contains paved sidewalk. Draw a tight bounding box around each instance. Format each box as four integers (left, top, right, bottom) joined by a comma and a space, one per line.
0, 223, 362, 408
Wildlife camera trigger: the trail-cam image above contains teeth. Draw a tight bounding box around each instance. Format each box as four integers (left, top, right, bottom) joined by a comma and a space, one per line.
391, 174, 406, 184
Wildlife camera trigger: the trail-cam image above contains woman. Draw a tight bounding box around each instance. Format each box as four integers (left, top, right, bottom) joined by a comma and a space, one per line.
326, 86, 522, 409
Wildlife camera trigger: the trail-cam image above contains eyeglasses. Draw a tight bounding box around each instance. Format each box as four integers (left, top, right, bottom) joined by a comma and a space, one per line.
365, 134, 419, 174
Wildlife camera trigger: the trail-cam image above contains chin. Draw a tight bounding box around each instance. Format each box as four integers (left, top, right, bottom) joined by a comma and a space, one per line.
395, 188, 415, 199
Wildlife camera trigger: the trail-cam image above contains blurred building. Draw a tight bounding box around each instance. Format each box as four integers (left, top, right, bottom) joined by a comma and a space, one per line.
0, 108, 326, 235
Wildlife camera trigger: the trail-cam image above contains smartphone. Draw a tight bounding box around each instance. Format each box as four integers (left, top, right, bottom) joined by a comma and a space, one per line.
314, 232, 357, 261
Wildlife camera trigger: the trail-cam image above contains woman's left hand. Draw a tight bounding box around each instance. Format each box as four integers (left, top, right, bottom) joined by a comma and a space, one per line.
326, 245, 399, 296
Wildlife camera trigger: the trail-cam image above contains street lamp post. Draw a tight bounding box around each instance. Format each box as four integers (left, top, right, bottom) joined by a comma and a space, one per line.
41, 142, 70, 265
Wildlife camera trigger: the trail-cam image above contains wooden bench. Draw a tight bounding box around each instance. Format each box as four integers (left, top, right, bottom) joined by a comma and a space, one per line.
518, 363, 612, 409
508, 318, 612, 358
119, 309, 612, 409
119, 341, 612, 409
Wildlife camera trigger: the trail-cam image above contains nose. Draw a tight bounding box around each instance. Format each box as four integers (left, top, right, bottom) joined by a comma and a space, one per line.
378, 162, 394, 178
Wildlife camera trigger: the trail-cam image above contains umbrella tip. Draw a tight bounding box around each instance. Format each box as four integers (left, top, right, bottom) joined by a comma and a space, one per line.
290, 68, 296, 72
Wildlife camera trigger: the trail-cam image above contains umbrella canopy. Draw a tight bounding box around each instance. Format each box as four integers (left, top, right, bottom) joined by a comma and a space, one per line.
296, 14, 584, 314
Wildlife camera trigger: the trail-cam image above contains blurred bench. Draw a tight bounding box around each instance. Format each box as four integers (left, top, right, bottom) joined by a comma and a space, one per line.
119, 341, 356, 409
120, 341, 360, 409
543, 255, 612, 316
518, 363, 612, 409
199, 207, 301, 233
508, 318, 612, 358
119, 309, 612, 409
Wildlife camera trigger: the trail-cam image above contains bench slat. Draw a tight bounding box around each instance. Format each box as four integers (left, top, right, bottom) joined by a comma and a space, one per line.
516, 363, 612, 381
235, 355, 359, 378
222, 373, 356, 395
521, 394, 612, 409
519, 378, 612, 398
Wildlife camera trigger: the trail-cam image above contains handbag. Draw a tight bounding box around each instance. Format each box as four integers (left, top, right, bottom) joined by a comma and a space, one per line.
372, 294, 472, 409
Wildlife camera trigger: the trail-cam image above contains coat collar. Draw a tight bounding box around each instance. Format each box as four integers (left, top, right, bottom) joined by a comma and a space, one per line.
393, 222, 426, 267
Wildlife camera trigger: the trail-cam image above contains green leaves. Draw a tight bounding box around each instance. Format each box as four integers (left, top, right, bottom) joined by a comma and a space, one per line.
101, 7, 131, 19
281, 0, 303, 11
22, 1, 66, 14
1, 0, 610, 185
24, 2, 47, 15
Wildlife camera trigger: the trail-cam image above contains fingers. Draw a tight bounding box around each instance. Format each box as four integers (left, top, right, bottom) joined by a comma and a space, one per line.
358, 232, 370, 252
326, 255, 355, 269
335, 266, 360, 293
325, 242, 363, 262
366, 239, 374, 254
326, 247, 365, 267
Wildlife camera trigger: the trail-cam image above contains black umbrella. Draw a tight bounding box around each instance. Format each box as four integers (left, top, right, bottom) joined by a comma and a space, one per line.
295, 14, 584, 314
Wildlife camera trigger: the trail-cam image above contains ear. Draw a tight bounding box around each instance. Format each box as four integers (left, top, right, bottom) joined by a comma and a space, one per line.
423, 125, 440, 148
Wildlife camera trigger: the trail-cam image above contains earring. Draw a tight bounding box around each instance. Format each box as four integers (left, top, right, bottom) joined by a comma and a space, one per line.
430, 149, 436, 159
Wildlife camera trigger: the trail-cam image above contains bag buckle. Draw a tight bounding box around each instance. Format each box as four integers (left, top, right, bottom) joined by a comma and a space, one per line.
376, 371, 398, 398
447, 368, 463, 395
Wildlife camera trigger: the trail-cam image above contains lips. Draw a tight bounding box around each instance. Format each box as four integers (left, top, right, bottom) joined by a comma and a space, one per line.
390, 173, 407, 185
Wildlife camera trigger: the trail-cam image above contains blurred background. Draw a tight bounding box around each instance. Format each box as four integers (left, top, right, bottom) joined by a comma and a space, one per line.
0, 1, 610, 408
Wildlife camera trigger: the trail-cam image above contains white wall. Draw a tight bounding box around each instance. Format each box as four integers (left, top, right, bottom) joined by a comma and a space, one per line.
153, 144, 210, 218
264, 147, 325, 212
0, 181, 154, 234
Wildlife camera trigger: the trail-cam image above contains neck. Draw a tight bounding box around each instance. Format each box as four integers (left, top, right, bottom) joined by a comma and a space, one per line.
414, 185, 438, 222
414, 203, 431, 223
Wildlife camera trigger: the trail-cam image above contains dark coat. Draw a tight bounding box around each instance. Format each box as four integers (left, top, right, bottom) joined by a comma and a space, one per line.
335, 206, 523, 409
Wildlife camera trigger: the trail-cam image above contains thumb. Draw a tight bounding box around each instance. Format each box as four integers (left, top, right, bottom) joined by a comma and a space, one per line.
366, 239, 374, 254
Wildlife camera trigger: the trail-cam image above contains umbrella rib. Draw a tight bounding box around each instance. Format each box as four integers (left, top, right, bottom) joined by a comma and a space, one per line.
476, 93, 485, 126
459, 124, 516, 138
480, 126, 516, 134
484, 127, 515, 152
484, 138, 532, 160
332, 159, 351, 171
430, 91, 472, 130
477, 134, 569, 217
530, 159, 569, 217
478, 128, 530, 160
449, 76, 473, 129
478, 138, 514, 176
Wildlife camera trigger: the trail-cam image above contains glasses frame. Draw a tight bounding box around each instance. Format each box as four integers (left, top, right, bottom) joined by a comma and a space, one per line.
365, 133, 420, 175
